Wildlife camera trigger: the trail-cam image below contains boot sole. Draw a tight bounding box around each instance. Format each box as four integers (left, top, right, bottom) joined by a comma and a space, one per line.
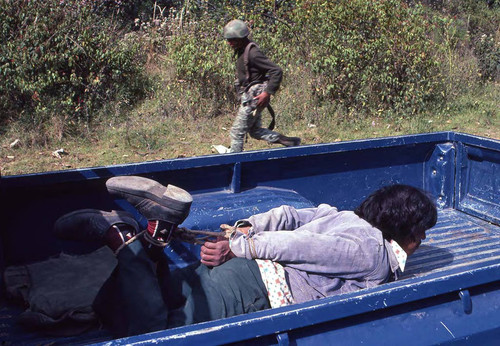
106, 176, 192, 213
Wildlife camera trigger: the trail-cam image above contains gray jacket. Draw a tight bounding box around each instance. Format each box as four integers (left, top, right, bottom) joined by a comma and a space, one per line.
229, 204, 400, 303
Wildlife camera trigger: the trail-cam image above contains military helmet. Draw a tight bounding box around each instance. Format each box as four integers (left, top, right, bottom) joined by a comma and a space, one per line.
223, 19, 249, 39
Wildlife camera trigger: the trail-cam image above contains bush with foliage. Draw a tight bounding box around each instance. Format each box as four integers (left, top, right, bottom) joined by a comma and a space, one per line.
1, 0, 497, 147
0, 0, 147, 142
276, 0, 444, 115
426, 0, 499, 103
167, 20, 236, 117
160, 0, 447, 118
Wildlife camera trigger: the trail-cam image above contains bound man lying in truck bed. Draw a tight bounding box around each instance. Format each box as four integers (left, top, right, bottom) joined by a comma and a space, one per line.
53, 175, 437, 338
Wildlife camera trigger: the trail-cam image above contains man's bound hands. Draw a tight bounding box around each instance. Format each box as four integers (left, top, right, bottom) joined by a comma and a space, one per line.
200, 236, 235, 267
200, 223, 252, 266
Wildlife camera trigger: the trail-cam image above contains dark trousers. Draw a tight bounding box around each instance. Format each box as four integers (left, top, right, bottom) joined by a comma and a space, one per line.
93, 240, 270, 338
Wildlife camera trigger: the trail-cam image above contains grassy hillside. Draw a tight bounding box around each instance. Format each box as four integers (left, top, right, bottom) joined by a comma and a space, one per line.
1, 0, 498, 176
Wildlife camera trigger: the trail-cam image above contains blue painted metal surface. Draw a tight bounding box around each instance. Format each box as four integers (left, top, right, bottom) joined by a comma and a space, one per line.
456, 142, 500, 224
424, 142, 456, 209
0, 132, 499, 345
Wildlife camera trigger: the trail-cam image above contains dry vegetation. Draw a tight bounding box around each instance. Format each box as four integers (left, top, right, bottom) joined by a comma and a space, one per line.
1, 0, 498, 176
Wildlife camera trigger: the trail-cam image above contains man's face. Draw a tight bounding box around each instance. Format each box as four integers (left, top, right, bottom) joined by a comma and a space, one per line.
401, 229, 427, 256
226, 38, 245, 50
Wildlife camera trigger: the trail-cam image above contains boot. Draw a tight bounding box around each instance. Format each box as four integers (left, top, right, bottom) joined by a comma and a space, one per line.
277, 135, 301, 147
54, 209, 139, 253
106, 176, 192, 225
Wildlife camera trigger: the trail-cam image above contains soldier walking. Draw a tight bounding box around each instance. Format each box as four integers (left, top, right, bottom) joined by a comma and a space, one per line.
223, 19, 301, 153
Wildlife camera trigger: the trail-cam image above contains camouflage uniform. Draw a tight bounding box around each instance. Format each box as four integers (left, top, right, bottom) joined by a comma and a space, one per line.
229, 82, 281, 153
224, 20, 300, 152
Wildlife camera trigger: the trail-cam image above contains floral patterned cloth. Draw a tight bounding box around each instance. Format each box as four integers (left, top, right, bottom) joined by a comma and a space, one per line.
255, 259, 294, 308
390, 240, 407, 272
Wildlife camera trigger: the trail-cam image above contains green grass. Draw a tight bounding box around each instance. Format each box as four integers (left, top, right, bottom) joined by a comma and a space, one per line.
1, 82, 498, 176
1, 0, 498, 177
1, 49, 498, 177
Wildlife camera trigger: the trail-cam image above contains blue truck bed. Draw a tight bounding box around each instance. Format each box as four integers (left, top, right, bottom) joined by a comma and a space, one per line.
1, 132, 499, 345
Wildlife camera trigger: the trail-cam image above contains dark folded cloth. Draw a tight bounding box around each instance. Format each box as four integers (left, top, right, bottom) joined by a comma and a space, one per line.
4, 247, 117, 336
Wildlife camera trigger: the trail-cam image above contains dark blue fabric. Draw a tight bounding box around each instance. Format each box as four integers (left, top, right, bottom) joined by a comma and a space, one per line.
93, 240, 269, 338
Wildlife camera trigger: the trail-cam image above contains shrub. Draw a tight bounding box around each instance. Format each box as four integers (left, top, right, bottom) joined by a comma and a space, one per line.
132, 0, 451, 122
475, 33, 500, 81
156, 0, 446, 121
278, 0, 444, 116
161, 5, 237, 118
0, 0, 147, 142
429, 0, 500, 82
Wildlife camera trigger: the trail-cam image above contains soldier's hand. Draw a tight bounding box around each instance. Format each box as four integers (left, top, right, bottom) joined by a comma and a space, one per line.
254, 91, 270, 110
200, 236, 235, 267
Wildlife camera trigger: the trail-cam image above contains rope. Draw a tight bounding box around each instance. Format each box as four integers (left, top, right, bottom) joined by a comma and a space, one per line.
115, 228, 232, 255
114, 230, 147, 255
172, 227, 231, 245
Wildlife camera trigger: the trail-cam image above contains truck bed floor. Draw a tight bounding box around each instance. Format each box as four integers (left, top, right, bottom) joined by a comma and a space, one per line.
404, 209, 500, 279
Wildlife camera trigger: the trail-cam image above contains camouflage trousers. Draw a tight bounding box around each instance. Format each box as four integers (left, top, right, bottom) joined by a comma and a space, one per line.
229, 82, 281, 153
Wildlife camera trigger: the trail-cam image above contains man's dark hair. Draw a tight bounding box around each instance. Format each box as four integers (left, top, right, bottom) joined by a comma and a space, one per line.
354, 184, 437, 244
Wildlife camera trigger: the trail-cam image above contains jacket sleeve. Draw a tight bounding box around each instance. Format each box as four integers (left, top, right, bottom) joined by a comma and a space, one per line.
229, 204, 382, 276
249, 47, 283, 94
246, 204, 338, 233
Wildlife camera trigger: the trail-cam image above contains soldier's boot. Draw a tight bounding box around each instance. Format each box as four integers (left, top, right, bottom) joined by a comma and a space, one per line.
276, 135, 301, 147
